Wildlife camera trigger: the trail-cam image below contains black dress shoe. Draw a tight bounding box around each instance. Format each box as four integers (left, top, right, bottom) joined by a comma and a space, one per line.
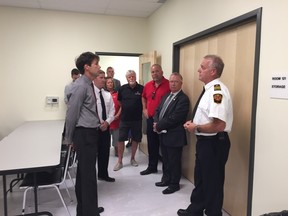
140, 168, 158, 175
98, 176, 115, 182
155, 181, 169, 187
162, 186, 180, 194
98, 206, 104, 213
177, 209, 191, 216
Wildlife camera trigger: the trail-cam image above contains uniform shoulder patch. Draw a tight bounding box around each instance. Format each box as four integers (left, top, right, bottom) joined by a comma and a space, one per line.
214, 84, 221, 91
213, 93, 223, 104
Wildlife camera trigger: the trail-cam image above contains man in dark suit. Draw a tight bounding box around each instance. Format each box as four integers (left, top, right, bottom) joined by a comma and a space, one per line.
153, 72, 190, 195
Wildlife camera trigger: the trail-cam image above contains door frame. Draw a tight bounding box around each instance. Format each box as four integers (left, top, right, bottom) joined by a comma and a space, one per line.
172, 8, 262, 216
95, 51, 154, 155
95, 51, 142, 83
139, 50, 157, 85
96, 52, 142, 57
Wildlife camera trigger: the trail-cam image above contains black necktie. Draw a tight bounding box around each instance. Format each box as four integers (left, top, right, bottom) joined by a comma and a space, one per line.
99, 90, 107, 121
191, 87, 205, 120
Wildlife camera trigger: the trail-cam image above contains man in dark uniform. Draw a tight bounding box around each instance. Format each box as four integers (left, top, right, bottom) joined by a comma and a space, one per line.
178, 55, 233, 216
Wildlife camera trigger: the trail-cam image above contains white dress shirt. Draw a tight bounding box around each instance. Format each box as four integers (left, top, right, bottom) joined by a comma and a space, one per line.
94, 86, 115, 125
193, 78, 233, 136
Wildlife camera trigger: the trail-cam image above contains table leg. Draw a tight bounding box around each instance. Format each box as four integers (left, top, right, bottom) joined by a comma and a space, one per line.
33, 173, 38, 213
14, 173, 53, 216
3, 175, 8, 216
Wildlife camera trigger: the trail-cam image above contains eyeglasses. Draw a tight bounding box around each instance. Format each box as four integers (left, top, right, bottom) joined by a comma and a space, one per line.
152, 91, 156, 100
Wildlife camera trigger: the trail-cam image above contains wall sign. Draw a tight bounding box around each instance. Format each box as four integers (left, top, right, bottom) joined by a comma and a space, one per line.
270, 74, 288, 99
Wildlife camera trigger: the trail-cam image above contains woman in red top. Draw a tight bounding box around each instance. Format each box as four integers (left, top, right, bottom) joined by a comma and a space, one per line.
105, 77, 121, 156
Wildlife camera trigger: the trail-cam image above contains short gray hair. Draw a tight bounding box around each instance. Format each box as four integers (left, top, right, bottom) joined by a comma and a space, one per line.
170, 72, 183, 81
126, 70, 136, 77
204, 54, 224, 77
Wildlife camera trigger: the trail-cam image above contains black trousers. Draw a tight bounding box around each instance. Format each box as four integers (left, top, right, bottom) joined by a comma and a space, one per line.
74, 127, 100, 216
146, 117, 160, 171
161, 144, 183, 187
187, 133, 230, 216
97, 128, 111, 178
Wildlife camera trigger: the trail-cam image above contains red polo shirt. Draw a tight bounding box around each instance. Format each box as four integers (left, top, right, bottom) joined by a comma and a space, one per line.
142, 77, 170, 117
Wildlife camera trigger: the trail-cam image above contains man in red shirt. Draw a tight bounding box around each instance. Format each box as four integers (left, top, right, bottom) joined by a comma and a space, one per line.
140, 64, 170, 175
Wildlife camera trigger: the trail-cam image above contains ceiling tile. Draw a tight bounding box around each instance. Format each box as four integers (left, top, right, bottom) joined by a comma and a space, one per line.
0, 0, 165, 17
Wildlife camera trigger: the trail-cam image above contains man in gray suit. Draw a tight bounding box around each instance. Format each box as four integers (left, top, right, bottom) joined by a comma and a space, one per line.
153, 72, 190, 195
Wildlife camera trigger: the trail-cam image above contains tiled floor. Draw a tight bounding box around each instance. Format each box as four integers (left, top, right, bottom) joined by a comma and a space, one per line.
0, 146, 229, 216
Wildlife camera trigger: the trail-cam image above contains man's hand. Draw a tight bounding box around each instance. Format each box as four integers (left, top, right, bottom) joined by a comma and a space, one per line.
183, 120, 197, 133
114, 114, 119, 120
62, 137, 71, 145
100, 121, 109, 131
143, 108, 149, 119
153, 122, 159, 134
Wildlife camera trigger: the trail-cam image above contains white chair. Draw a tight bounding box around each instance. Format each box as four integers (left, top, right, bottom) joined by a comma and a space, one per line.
19, 145, 72, 216
66, 148, 77, 186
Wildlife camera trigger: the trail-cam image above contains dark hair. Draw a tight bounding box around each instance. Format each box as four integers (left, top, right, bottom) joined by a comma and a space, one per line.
71, 68, 80, 76
107, 66, 114, 71
75, 52, 100, 75
204, 54, 225, 77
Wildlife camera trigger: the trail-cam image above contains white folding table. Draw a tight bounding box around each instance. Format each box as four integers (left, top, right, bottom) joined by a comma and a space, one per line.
0, 120, 64, 216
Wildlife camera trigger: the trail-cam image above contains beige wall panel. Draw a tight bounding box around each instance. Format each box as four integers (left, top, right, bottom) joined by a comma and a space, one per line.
207, 37, 218, 53
181, 44, 197, 177
180, 21, 256, 216
226, 23, 256, 215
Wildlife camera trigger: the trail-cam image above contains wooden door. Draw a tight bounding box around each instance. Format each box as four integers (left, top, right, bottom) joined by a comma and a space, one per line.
180, 22, 256, 216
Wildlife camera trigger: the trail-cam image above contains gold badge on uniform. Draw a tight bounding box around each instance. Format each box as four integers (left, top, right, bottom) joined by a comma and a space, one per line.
214, 84, 221, 91
213, 94, 222, 104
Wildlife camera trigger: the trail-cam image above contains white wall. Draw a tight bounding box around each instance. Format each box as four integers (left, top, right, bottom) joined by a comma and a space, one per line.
0, 7, 148, 139
147, 0, 288, 215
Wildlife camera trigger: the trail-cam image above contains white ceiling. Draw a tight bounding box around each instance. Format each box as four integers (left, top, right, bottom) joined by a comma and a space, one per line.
0, 0, 166, 18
